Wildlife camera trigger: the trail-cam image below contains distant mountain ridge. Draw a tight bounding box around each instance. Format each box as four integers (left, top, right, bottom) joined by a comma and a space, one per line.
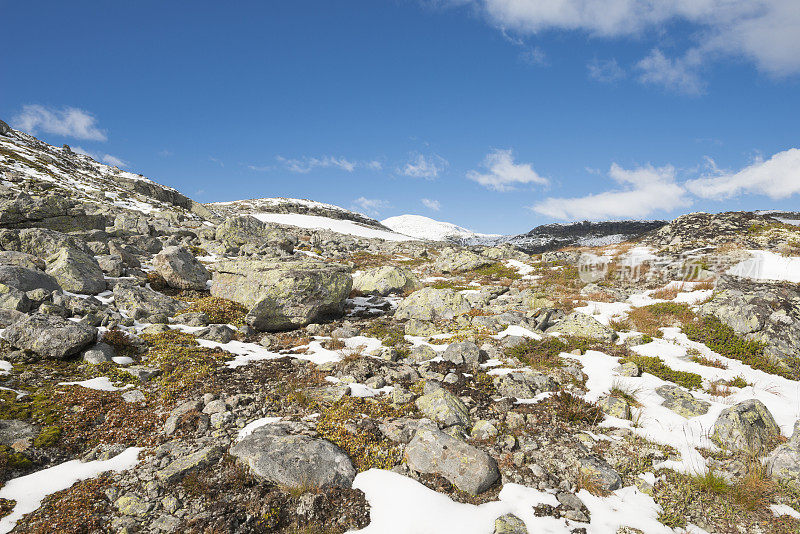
381, 214, 502, 245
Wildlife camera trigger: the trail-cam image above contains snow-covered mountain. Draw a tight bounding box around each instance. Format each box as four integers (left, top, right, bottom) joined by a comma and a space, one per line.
210, 197, 416, 241
381, 214, 503, 245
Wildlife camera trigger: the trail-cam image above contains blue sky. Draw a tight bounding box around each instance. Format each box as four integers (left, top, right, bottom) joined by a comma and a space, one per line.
2, 0, 799, 234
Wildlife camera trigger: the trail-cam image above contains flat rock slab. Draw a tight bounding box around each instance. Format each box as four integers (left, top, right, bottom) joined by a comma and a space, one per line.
230, 423, 356, 489
156, 446, 223, 484
211, 259, 352, 332
5, 313, 97, 359
405, 427, 499, 495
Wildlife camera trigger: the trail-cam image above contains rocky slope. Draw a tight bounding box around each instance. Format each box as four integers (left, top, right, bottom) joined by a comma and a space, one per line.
508, 220, 669, 254
0, 121, 799, 534
211, 197, 391, 231
381, 214, 503, 246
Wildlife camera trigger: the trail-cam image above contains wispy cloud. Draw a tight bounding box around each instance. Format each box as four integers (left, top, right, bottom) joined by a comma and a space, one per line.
158, 149, 173, 157
636, 49, 704, 95
686, 148, 800, 200
531, 164, 691, 221
277, 155, 382, 174
467, 148, 548, 192
13, 105, 107, 141
519, 47, 547, 66
439, 0, 800, 90
72, 146, 128, 168
248, 164, 272, 172
399, 153, 449, 180
353, 197, 390, 216
209, 156, 224, 167
587, 58, 625, 83
421, 198, 441, 211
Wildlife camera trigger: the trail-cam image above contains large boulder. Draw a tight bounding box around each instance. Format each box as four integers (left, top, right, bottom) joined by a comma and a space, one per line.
211, 259, 352, 332
4, 313, 97, 359
700, 276, 800, 370
767, 420, 800, 490
0, 265, 61, 293
0, 119, 11, 136
394, 287, 471, 322
0, 284, 31, 312
711, 399, 780, 453
215, 216, 295, 252
353, 265, 420, 296
405, 427, 499, 494
433, 248, 492, 274
495, 371, 558, 399
230, 422, 356, 488
656, 385, 710, 418
415, 387, 471, 428
112, 282, 187, 319
545, 312, 617, 343
0, 251, 45, 270
152, 246, 210, 291
45, 247, 106, 294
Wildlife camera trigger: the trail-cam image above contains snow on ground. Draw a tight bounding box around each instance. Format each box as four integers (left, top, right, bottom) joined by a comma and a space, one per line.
350, 468, 673, 534
0, 360, 11, 375
198, 335, 385, 368
0, 447, 142, 534
251, 213, 415, 241
567, 328, 800, 475
58, 377, 133, 392
381, 214, 501, 243
727, 250, 800, 283
236, 417, 283, 442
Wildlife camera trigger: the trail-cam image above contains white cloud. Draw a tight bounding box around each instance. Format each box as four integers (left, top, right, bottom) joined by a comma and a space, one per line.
353, 197, 390, 216
519, 47, 547, 66
72, 146, 128, 168
636, 49, 705, 95
12, 105, 107, 141
466, 148, 548, 191
587, 58, 625, 83
248, 164, 272, 172
400, 153, 449, 179
421, 198, 441, 211
445, 1, 800, 80
686, 148, 800, 200
531, 163, 691, 221
100, 154, 128, 167
277, 155, 381, 174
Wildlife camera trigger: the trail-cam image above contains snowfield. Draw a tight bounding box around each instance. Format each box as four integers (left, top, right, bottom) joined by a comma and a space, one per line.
251, 213, 416, 241
381, 214, 502, 244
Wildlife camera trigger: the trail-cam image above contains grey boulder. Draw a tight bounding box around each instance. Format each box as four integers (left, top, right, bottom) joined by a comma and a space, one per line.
152, 246, 210, 291
0, 265, 61, 293
46, 247, 106, 294
4, 313, 97, 359
394, 287, 471, 322
405, 427, 499, 494
546, 312, 617, 343
353, 265, 420, 296
112, 282, 186, 319
711, 399, 780, 453
230, 422, 356, 488
211, 259, 352, 332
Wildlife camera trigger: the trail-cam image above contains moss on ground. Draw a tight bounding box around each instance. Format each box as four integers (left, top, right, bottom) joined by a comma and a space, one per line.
182, 296, 248, 326
684, 315, 799, 380
142, 330, 231, 402
316, 397, 414, 471
625, 354, 703, 390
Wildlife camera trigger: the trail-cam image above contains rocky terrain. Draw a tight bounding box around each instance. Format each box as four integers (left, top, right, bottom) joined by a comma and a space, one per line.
0, 120, 800, 534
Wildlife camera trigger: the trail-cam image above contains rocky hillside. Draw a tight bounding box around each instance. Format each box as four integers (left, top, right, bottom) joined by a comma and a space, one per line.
211, 197, 391, 231
381, 214, 503, 246
0, 122, 799, 534
508, 220, 669, 254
